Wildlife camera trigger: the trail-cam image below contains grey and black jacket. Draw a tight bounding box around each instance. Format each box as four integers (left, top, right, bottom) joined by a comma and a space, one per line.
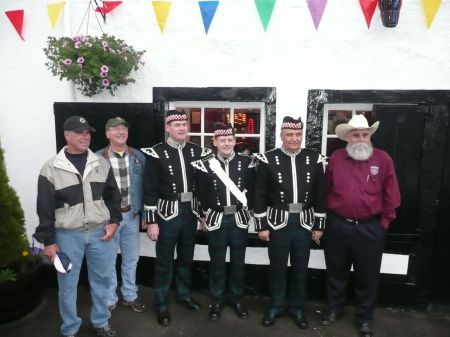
34, 147, 122, 246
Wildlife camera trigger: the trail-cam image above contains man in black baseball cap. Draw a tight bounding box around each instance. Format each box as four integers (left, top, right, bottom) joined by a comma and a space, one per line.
63, 116, 96, 133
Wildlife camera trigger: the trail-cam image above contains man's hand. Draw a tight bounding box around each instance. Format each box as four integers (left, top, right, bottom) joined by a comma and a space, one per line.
101, 223, 118, 241
312, 230, 323, 245
199, 217, 207, 232
258, 230, 270, 242
147, 223, 159, 241
141, 219, 147, 230
43, 243, 59, 262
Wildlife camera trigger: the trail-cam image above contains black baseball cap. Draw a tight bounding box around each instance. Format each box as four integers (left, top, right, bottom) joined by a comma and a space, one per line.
63, 116, 96, 133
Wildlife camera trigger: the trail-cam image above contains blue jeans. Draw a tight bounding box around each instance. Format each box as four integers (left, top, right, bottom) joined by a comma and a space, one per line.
107, 210, 140, 305
55, 226, 116, 336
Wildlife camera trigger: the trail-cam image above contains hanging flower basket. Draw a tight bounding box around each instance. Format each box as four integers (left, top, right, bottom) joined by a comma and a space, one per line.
44, 34, 146, 97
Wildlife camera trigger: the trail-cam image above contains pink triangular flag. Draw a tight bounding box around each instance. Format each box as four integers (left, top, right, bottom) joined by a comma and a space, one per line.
306, 0, 328, 30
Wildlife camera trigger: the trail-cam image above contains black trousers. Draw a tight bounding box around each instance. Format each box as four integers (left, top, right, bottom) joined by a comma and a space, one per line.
323, 212, 386, 322
267, 215, 311, 315
153, 202, 197, 310
207, 214, 247, 304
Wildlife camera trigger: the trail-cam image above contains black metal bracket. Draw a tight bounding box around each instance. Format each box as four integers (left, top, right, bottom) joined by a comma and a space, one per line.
92, 0, 106, 23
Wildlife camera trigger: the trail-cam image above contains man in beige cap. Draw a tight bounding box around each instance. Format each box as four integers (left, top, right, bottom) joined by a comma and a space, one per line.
321, 114, 401, 337
97, 117, 146, 313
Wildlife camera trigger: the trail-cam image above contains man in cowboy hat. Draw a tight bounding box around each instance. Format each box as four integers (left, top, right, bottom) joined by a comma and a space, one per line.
141, 110, 211, 326
253, 116, 327, 329
192, 123, 255, 321
321, 114, 401, 337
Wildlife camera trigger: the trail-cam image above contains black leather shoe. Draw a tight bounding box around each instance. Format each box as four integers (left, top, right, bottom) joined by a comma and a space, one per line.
177, 298, 201, 312
232, 303, 249, 319
293, 314, 308, 329
359, 321, 374, 337
261, 312, 276, 327
156, 309, 171, 327
321, 311, 340, 326
208, 304, 221, 321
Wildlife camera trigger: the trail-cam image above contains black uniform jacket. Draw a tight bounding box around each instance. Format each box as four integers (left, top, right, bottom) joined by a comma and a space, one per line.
253, 147, 327, 231
141, 138, 211, 223
192, 151, 255, 231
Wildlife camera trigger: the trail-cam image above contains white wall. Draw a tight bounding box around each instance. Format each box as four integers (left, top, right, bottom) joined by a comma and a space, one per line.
1, 0, 450, 238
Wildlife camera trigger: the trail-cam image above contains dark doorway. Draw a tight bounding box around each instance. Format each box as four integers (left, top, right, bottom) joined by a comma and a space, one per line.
53, 102, 163, 152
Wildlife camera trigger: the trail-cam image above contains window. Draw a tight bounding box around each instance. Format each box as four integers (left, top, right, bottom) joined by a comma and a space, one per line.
169, 101, 265, 154
322, 103, 374, 156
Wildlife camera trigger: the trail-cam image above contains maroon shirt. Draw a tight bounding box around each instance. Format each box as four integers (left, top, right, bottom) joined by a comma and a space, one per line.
325, 147, 401, 229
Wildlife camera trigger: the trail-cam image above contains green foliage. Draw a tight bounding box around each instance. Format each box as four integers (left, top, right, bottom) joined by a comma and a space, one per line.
0, 140, 39, 283
44, 34, 146, 97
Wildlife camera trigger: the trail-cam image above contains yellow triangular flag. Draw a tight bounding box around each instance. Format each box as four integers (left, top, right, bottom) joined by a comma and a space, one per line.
152, 1, 172, 33
47, 2, 65, 29
422, 0, 442, 28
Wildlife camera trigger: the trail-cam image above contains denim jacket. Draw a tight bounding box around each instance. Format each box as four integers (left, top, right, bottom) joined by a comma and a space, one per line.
97, 146, 146, 216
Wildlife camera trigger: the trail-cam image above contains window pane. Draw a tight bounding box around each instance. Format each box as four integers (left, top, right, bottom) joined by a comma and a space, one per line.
203, 135, 214, 150
326, 138, 347, 156
235, 137, 259, 155
327, 110, 352, 135
356, 110, 374, 124
205, 108, 231, 132
234, 109, 260, 134
179, 107, 201, 133
189, 135, 201, 146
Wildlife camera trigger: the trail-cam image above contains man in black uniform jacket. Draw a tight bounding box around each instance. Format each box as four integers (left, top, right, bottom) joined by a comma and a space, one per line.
192, 123, 255, 321
142, 110, 211, 326
253, 116, 327, 329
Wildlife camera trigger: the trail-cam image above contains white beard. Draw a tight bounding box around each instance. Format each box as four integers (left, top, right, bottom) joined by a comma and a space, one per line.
346, 142, 373, 161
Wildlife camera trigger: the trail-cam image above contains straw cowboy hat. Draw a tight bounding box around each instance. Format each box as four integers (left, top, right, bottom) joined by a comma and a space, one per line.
335, 114, 380, 141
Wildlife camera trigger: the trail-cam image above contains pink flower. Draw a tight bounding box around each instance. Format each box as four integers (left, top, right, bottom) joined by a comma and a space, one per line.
100, 65, 109, 72
63, 58, 72, 65
72, 35, 80, 41
100, 71, 108, 78
81, 36, 88, 42
74, 41, 81, 49
101, 41, 109, 47
102, 79, 110, 87
77, 57, 84, 64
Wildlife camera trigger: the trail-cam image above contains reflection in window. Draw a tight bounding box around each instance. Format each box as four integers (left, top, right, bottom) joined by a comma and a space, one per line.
171, 102, 265, 154
322, 104, 373, 156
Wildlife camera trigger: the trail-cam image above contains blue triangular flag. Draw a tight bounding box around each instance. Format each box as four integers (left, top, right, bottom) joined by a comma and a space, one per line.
199, 1, 219, 34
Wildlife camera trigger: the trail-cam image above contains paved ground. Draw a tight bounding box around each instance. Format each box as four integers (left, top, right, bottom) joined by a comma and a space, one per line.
1, 286, 449, 337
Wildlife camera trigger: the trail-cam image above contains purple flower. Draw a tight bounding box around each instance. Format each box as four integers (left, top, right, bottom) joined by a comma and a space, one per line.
72, 35, 80, 41
81, 36, 88, 42
63, 58, 72, 65
77, 57, 84, 64
100, 71, 108, 78
100, 65, 109, 72
30, 246, 42, 255
102, 79, 110, 87
74, 41, 81, 49
101, 41, 109, 47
